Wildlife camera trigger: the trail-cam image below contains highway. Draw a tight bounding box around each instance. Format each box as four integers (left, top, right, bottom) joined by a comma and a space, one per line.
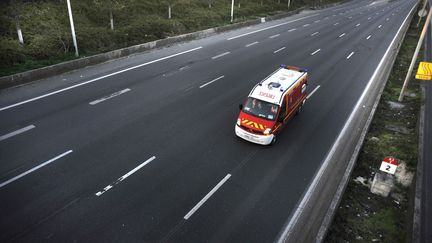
0, 0, 418, 241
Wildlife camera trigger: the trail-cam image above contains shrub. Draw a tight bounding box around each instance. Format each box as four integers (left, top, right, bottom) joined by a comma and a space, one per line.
0, 38, 26, 69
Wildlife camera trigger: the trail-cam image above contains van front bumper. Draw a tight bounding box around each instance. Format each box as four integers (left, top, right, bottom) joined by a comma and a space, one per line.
235, 125, 274, 145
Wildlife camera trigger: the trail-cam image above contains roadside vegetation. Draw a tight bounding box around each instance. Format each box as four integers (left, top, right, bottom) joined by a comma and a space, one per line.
0, 0, 340, 77
325, 13, 423, 243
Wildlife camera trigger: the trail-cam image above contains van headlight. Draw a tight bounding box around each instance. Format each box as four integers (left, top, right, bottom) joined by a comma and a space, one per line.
237, 118, 241, 126
263, 128, 272, 135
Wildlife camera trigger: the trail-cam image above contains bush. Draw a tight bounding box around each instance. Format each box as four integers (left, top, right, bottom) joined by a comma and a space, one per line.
25, 34, 66, 59
0, 38, 26, 69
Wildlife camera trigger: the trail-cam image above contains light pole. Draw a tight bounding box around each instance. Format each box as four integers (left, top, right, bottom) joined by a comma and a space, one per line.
231, 0, 234, 22
66, 0, 79, 57
399, 9, 432, 102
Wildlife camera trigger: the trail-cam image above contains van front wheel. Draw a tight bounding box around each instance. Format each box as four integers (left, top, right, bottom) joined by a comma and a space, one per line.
269, 136, 277, 145
296, 104, 303, 115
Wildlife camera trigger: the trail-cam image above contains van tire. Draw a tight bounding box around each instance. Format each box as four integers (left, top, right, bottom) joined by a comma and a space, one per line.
296, 104, 303, 115
270, 136, 276, 145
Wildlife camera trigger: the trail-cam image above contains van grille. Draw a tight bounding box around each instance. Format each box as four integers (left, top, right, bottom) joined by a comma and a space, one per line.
240, 125, 263, 135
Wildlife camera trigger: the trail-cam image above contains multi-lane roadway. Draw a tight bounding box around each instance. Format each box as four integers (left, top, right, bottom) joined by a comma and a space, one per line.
0, 0, 418, 241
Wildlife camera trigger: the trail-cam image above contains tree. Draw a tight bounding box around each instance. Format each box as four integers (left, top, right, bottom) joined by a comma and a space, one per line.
93, 0, 126, 30
164, 0, 174, 19
9, 0, 25, 44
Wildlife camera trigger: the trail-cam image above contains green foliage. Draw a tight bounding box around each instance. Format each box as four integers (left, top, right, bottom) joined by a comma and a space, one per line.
0, 38, 25, 69
0, 0, 340, 76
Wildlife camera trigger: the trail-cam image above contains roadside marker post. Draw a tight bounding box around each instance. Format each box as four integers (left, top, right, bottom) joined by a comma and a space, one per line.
379, 157, 399, 175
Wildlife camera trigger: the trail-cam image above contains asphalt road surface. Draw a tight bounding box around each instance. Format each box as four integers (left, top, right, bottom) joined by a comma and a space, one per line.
0, 0, 418, 242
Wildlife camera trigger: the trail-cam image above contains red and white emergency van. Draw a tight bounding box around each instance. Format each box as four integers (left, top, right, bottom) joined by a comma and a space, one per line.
235, 65, 308, 145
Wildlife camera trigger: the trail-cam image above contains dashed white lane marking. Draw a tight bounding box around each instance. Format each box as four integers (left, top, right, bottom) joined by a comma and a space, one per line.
356, 23, 361, 27
179, 65, 190, 71
227, 14, 319, 40
288, 28, 297, 32
324, 17, 329, 20
348, 16, 352, 19
334, 22, 339, 26
269, 34, 280, 38
303, 24, 310, 27
199, 76, 225, 89
0, 150, 73, 188
0, 125, 35, 142
368, 17, 372, 20
0, 47, 203, 112
311, 32, 319, 36
346, 52, 355, 59
211, 52, 230, 60
307, 85, 320, 99
184, 174, 231, 220
274, 47, 286, 53
378, 25, 382, 28
95, 156, 156, 197
339, 33, 346, 38
366, 35, 372, 40
386, 18, 389, 21
311, 49, 321, 55
89, 88, 131, 105
245, 41, 259, 47
314, 20, 321, 23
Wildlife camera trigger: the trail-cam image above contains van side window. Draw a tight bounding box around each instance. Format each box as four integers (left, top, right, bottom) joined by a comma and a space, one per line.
280, 99, 287, 118
288, 94, 293, 108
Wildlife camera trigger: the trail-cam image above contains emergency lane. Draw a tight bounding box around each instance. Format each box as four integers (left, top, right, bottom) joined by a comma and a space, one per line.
0, 0, 417, 242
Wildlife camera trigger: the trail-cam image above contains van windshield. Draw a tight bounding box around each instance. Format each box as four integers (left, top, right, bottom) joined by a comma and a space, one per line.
242, 97, 279, 121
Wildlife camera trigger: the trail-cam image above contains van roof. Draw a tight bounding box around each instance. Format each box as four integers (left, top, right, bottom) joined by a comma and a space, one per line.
249, 66, 307, 105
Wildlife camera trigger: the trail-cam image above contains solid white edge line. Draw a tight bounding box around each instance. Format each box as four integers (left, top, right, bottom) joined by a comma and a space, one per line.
274, 47, 286, 53
199, 76, 225, 89
89, 88, 131, 105
95, 156, 156, 197
0, 150, 73, 188
211, 52, 230, 60
245, 41, 259, 47
311, 49, 321, 55
276, 2, 417, 242
346, 52, 355, 59
0, 47, 203, 112
227, 14, 319, 40
184, 174, 231, 220
306, 85, 320, 99
0, 125, 36, 142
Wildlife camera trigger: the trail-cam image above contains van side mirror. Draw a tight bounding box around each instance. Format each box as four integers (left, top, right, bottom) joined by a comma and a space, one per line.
239, 104, 243, 110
